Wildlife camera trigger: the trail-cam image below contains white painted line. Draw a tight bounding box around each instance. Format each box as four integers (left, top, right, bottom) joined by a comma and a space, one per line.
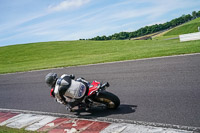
0, 108, 77, 119
0, 108, 199, 132
101, 123, 193, 133
64, 128, 77, 133
46, 122, 55, 127
100, 123, 127, 133
0, 114, 25, 126
25, 116, 57, 131
6, 114, 44, 129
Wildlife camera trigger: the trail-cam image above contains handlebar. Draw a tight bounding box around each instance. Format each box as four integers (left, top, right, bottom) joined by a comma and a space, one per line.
101, 82, 110, 88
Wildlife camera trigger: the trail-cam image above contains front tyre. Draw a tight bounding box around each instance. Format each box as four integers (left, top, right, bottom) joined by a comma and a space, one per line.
94, 91, 120, 109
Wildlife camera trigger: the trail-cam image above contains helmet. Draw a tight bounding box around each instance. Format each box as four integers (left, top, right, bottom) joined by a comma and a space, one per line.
45, 73, 57, 87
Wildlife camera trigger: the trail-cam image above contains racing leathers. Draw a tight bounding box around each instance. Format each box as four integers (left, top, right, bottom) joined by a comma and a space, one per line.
51, 74, 89, 110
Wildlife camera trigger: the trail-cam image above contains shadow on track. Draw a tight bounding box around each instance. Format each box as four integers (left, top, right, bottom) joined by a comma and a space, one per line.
72, 104, 137, 118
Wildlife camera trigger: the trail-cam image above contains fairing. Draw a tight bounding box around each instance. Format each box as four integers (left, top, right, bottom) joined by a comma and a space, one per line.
88, 81, 100, 96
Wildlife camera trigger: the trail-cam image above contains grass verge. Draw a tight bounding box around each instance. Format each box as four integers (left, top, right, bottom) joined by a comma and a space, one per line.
0, 38, 200, 74
0, 126, 43, 133
164, 17, 200, 36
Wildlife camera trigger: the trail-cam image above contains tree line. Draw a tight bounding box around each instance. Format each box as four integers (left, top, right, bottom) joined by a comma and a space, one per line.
80, 10, 200, 41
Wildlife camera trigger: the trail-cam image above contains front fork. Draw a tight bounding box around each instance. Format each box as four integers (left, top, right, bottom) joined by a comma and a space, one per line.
96, 82, 109, 96
80, 82, 110, 110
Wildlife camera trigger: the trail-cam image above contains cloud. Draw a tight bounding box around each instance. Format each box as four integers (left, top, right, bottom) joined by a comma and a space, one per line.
1, 0, 200, 46
48, 0, 90, 12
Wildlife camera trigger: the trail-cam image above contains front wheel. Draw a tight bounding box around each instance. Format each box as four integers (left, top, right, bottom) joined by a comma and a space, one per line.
94, 91, 120, 109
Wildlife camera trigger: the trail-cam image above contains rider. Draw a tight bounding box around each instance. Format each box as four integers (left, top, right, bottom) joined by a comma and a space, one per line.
45, 73, 89, 111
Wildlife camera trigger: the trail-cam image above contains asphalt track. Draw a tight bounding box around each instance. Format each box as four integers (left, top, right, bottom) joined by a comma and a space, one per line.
0, 54, 200, 128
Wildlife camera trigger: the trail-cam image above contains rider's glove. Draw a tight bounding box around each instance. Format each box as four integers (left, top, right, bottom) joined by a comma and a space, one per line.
55, 99, 67, 105
65, 104, 72, 112
55, 99, 62, 104
62, 100, 67, 105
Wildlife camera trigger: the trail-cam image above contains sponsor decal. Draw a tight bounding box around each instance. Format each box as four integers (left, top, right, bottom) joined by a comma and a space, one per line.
89, 85, 93, 88
57, 78, 69, 86
78, 85, 85, 97
89, 90, 95, 95
57, 78, 62, 85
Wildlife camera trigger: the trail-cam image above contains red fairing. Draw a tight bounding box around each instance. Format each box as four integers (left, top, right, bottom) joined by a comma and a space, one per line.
50, 88, 54, 97
88, 81, 100, 96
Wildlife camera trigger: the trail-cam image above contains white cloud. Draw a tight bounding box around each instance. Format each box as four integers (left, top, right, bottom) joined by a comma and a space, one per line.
1, 0, 200, 46
48, 0, 90, 12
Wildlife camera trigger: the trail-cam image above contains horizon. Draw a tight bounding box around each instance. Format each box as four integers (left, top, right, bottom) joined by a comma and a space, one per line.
0, 0, 200, 46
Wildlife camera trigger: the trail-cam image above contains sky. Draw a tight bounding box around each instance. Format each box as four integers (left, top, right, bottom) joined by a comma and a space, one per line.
0, 0, 200, 46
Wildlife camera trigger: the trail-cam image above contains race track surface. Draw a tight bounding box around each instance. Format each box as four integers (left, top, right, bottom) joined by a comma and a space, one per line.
0, 54, 200, 127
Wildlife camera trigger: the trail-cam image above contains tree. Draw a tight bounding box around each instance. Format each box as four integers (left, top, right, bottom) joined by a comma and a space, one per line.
192, 11, 197, 19
196, 11, 200, 17
184, 14, 192, 22
88, 10, 199, 41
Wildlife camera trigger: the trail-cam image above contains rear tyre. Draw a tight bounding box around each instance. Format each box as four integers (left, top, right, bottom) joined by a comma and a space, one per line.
94, 91, 120, 109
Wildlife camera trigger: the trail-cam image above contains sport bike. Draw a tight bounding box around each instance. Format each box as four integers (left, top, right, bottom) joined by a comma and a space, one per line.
51, 80, 120, 111
82, 81, 120, 110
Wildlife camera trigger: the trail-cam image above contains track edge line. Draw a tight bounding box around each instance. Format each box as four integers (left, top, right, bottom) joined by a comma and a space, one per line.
0, 108, 199, 132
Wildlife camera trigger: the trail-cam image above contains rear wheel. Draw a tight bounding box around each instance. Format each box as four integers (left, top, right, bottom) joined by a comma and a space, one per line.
94, 91, 120, 109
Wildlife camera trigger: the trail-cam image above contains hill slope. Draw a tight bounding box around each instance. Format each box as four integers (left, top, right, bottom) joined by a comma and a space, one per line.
1, 18, 200, 74
164, 17, 200, 36
0, 38, 200, 74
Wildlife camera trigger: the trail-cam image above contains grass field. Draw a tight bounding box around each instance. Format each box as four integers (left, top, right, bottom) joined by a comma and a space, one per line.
164, 17, 200, 36
0, 126, 40, 133
0, 38, 200, 74
0, 18, 200, 74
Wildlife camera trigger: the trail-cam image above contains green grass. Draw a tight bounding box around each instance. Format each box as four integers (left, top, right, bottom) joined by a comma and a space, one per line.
0, 39, 200, 74
1, 17, 200, 74
0, 126, 42, 133
164, 17, 200, 36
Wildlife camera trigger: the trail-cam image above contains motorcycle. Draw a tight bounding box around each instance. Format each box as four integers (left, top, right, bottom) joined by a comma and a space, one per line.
82, 80, 120, 110
51, 80, 120, 111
